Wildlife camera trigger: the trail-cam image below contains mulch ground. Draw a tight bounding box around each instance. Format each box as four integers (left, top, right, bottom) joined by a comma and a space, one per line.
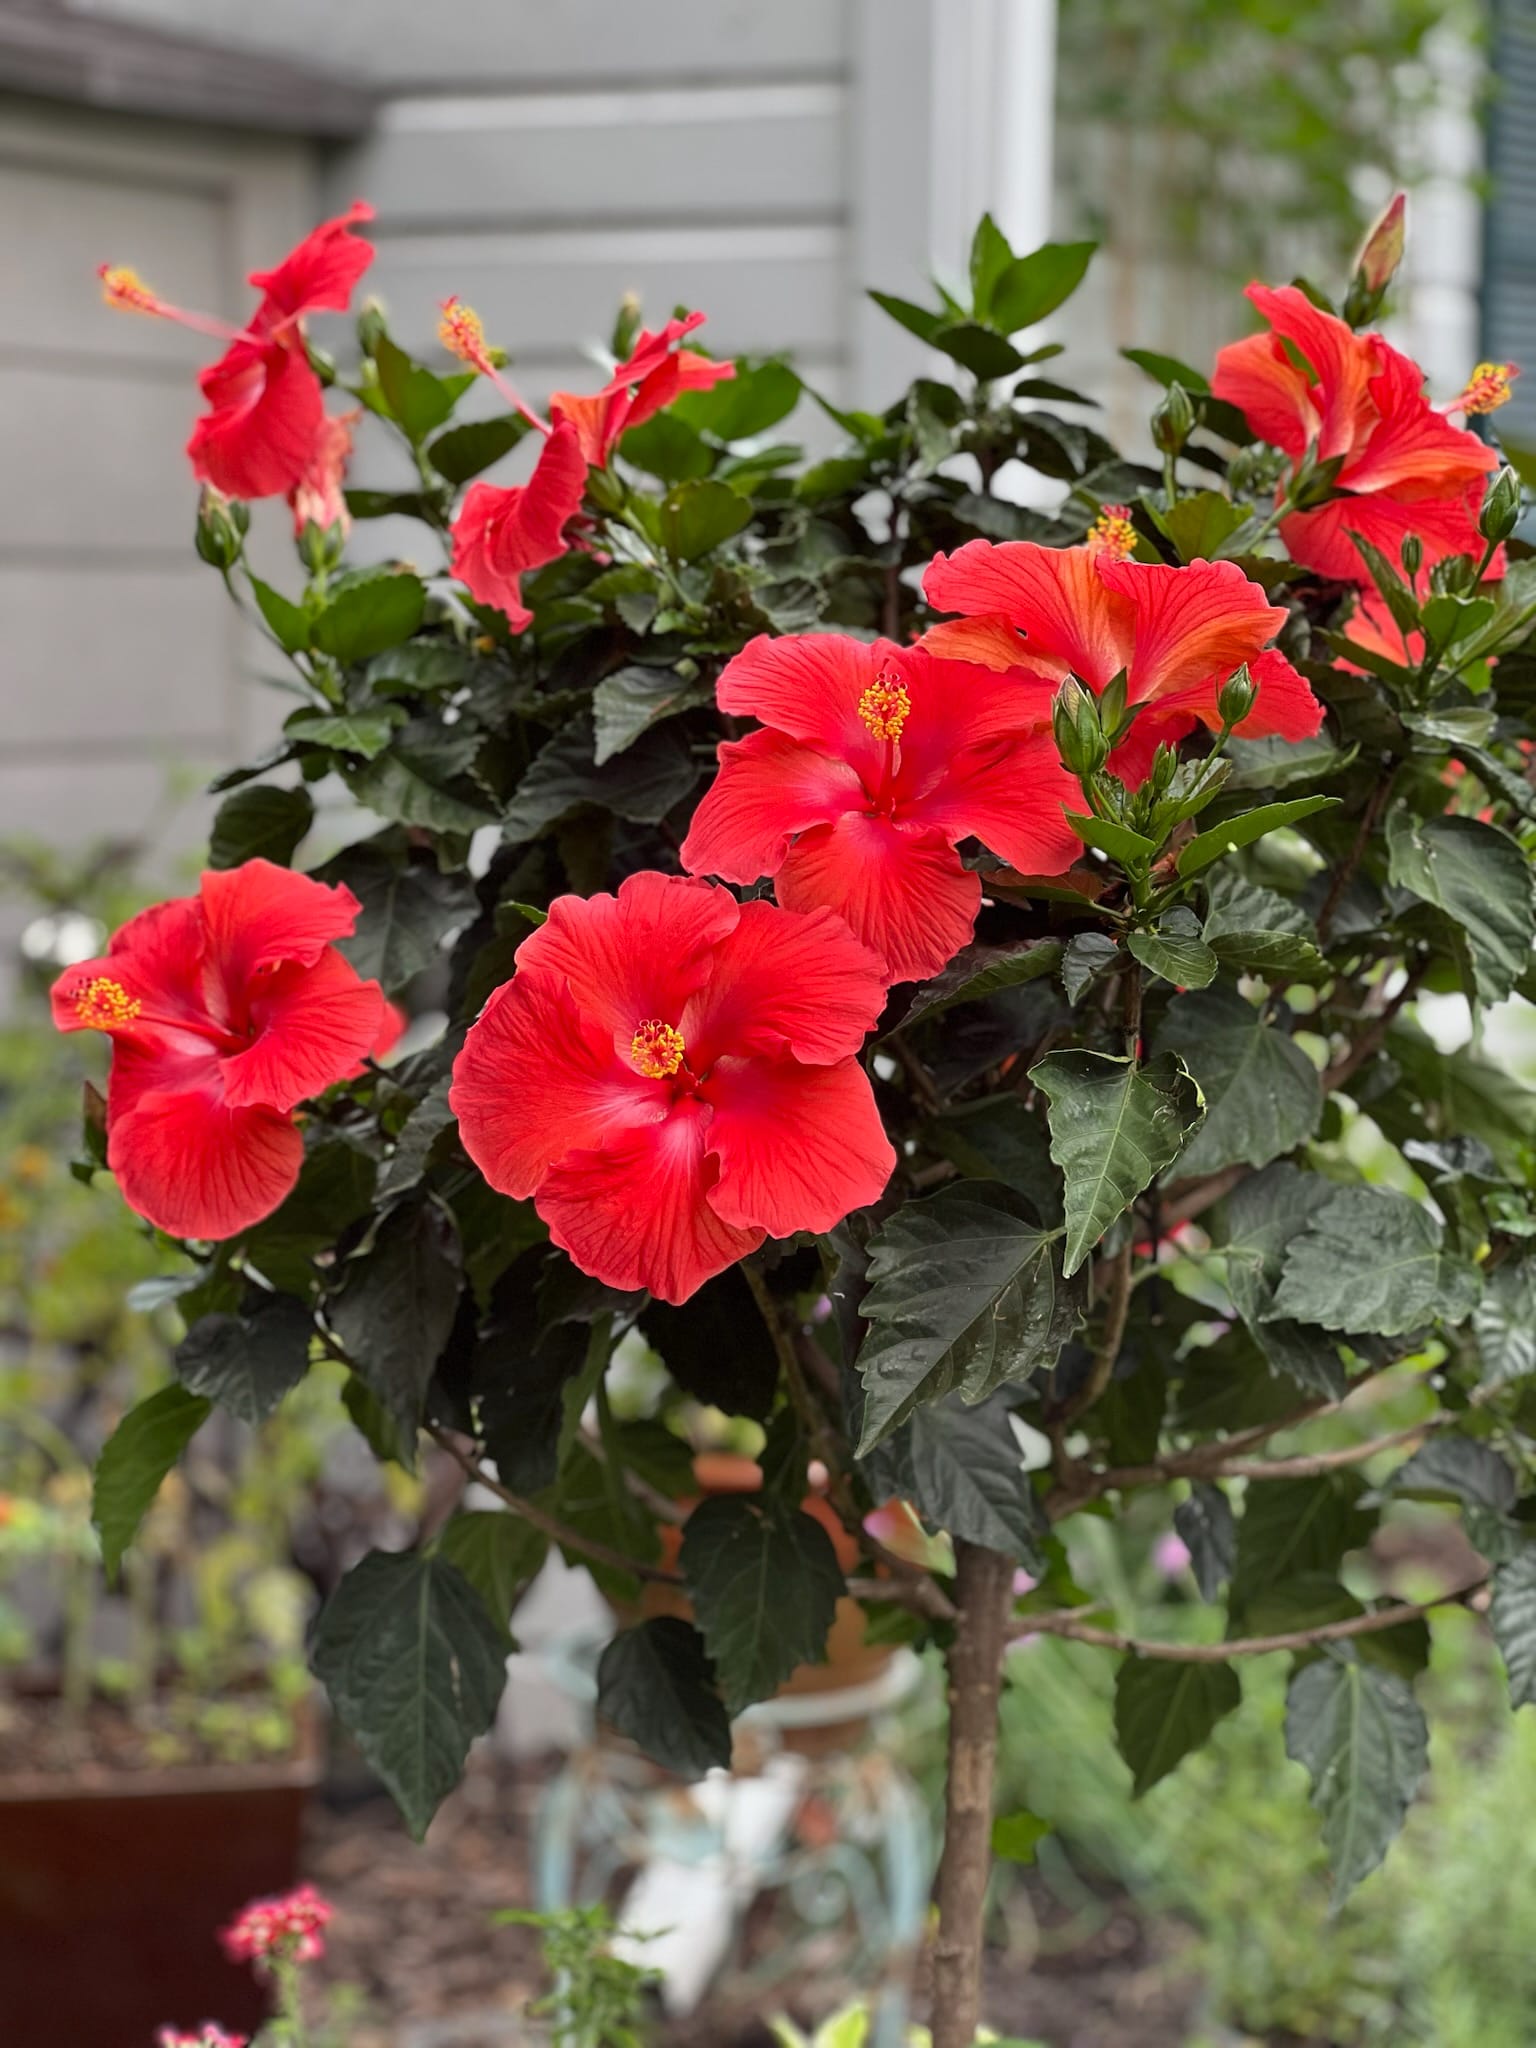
300, 1750, 1203, 2048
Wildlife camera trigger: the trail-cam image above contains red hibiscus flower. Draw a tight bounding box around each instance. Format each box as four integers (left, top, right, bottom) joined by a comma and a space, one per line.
51, 861, 384, 1242
1338, 588, 1425, 674
100, 202, 374, 501
551, 313, 736, 467
1211, 283, 1503, 583
680, 636, 1080, 983
449, 873, 895, 1304
449, 421, 588, 631
921, 542, 1325, 788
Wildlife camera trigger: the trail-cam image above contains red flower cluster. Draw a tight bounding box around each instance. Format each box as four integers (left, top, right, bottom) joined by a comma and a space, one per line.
922, 541, 1324, 786
680, 635, 1080, 981
1212, 283, 1505, 583
450, 873, 895, 1303
51, 862, 384, 1242
220, 1882, 332, 1966
156, 2028, 248, 2048
101, 203, 374, 504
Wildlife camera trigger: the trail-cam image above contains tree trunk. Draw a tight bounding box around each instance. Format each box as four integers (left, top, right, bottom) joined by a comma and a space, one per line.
929, 1541, 1015, 2048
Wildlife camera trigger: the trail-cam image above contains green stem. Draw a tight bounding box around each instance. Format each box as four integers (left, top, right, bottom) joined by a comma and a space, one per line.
272, 1956, 311, 2048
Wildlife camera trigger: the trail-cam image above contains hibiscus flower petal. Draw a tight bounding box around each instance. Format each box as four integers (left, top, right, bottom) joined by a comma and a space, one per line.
680, 728, 866, 884
515, 872, 739, 1047
918, 614, 1046, 675
1242, 284, 1378, 463
905, 728, 1081, 876
1348, 343, 1498, 497
1209, 327, 1314, 461
188, 335, 323, 500
1282, 489, 1489, 586
715, 633, 885, 768
107, 1087, 304, 1240
451, 968, 666, 1200
247, 201, 375, 320
222, 948, 385, 1112
682, 898, 890, 1068
923, 541, 1129, 690
1095, 556, 1287, 704
703, 1053, 895, 1239
449, 422, 586, 629
50, 895, 207, 1037
775, 813, 981, 984
535, 1098, 762, 1305
200, 861, 361, 978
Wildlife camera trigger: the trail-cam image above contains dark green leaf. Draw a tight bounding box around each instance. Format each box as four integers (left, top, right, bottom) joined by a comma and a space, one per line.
174, 1293, 314, 1425
1157, 986, 1321, 1179
894, 938, 1065, 1032
311, 1548, 507, 1839
1222, 1164, 1346, 1399
989, 240, 1097, 334
427, 414, 529, 483
1115, 1656, 1241, 1798
248, 575, 310, 652
1061, 932, 1121, 1006
1151, 491, 1251, 564
313, 574, 428, 667
1475, 1258, 1536, 1387
325, 849, 478, 994
596, 1617, 732, 1777
1177, 796, 1339, 876
673, 359, 800, 442
1386, 810, 1534, 1008
503, 718, 697, 837
1285, 1652, 1428, 1896
1490, 1550, 1536, 1708
640, 1268, 780, 1419
435, 1510, 548, 1645
1031, 1050, 1205, 1277
867, 290, 944, 345
477, 1312, 611, 1498
285, 710, 402, 759
327, 1201, 463, 1461
592, 664, 712, 766
1128, 909, 1218, 989
1391, 1436, 1517, 1514
925, 1095, 1061, 1224
374, 334, 466, 442
92, 1384, 210, 1579
657, 479, 752, 563
345, 751, 497, 835
208, 784, 314, 870
680, 1497, 845, 1711
855, 1183, 1084, 1449
931, 321, 1026, 379
969, 212, 1015, 320
1067, 811, 1158, 866
619, 410, 714, 483
1266, 1186, 1481, 1337
1231, 1476, 1373, 1616
1175, 1483, 1236, 1602
863, 1392, 1046, 1565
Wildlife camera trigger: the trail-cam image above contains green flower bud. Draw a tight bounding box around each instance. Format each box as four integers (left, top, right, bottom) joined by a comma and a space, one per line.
356, 298, 388, 356
1217, 662, 1257, 728
1356, 192, 1407, 296
1400, 534, 1423, 581
194, 486, 248, 570
1479, 465, 1523, 546
1151, 381, 1196, 456
1052, 679, 1109, 781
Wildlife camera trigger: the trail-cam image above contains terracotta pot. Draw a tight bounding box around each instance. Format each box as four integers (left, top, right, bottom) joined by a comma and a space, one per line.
0, 1706, 322, 2047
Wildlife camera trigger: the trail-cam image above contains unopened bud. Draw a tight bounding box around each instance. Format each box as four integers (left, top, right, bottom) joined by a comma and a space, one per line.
1400, 534, 1423, 581
1226, 445, 1263, 496
1151, 382, 1196, 457
1357, 193, 1406, 296
194, 485, 248, 569
1217, 662, 1257, 729
356, 298, 388, 356
1479, 464, 1523, 546
1052, 678, 1109, 781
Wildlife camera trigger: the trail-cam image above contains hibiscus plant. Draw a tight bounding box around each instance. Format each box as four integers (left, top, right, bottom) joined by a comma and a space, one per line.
67, 196, 1536, 2047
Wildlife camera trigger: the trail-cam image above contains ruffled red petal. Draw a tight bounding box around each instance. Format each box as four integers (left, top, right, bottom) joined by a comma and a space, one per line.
1282, 487, 1490, 586
682, 898, 889, 1068
1210, 327, 1315, 462
775, 812, 981, 983
247, 201, 375, 320
714, 633, 886, 772
200, 860, 360, 979
702, 1053, 894, 1238
535, 1098, 762, 1305
680, 727, 866, 883
221, 947, 385, 1113
107, 1086, 304, 1240
449, 422, 586, 629
451, 972, 666, 1201
923, 542, 1129, 691
1095, 556, 1288, 706
188, 334, 324, 500
50, 895, 207, 1038
905, 727, 1080, 876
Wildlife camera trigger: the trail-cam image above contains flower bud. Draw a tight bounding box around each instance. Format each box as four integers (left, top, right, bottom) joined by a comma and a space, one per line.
1053, 678, 1109, 781
1217, 662, 1257, 729
1479, 464, 1523, 546
1151, 381, 1196, 457
194, 486, 248, 569
356, 297, 388, 356
1356, 192, 1406, 297
1400, 534, 1423, 581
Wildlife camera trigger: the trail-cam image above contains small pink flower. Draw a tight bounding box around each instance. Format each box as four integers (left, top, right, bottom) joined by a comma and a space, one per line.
1154, 1532, 1192, 1579
156, 2028, 248, 2048
220, 1882, 332, 1966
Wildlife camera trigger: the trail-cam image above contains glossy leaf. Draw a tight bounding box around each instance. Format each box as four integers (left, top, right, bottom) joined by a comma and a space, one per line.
680, 1497, 844, 1712
1115, 1657, 1241, 1798
92, 1384, 210, 1580
1157, 986, 1321, 1179
1285, 1652, 1428, 1897
596, 1617, 732, 1777
1266, 1186, 1482, 1338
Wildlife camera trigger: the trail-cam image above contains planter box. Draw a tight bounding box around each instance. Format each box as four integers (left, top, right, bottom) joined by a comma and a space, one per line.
0, 1719, 321, 2046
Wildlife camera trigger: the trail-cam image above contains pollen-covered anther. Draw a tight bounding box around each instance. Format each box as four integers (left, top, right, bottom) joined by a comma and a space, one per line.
630, 1018, 686, 1079
73, 976, 142, 1030
858, 672, 911, 743
98, 265, 159, 315
1087, 504, 1138, 560
438, 295, 490, 368
1458, 361, 1519, 416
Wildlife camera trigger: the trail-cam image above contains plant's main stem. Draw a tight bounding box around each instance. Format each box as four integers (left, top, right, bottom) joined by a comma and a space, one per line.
930, 1540, 1015, 2048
